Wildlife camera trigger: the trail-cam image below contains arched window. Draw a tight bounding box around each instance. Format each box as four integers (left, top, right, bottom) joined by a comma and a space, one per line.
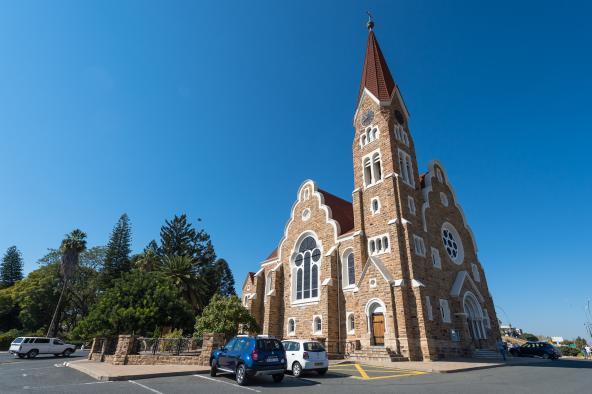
244, 295, 248, 306
294, 236, 321, 301
313, 316, 322, 333
372, 153, 382, 182
265, 271, 273, 294
342, 250, 355, 287
347, 313, 355, 333
288, 318, 295, 335
363, 158, 372, 186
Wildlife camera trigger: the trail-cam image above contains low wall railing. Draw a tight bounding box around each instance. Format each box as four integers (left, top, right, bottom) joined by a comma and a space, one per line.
132, 337, 203, 356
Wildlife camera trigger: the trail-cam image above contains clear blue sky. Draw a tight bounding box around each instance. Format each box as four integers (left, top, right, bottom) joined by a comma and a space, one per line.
1, 1, 591, 339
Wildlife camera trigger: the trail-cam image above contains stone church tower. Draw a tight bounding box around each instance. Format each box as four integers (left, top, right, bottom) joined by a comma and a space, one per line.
242, 19, 500, 361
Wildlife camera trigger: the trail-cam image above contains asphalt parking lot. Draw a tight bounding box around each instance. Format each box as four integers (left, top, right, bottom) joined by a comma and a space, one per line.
1, 351, 592, 394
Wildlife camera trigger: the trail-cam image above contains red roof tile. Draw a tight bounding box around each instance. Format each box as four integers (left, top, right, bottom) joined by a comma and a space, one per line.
359, 31, 396, 103
319, 189, 354, 235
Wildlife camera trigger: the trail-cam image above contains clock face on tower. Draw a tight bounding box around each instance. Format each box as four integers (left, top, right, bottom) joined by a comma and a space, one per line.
361, 110, 374, 126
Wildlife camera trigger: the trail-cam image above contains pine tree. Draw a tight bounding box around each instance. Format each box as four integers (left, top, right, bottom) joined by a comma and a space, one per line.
1, 246, 24, 287
101, 214, 132, 288
213, 258, 236, 297
159, 214, 216, 266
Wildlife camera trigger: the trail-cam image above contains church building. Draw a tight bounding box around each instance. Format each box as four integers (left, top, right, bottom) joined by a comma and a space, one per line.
242, 19, 500, 361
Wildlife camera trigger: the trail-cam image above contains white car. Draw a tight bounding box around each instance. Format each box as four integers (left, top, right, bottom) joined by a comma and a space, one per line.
282, 340, 328, 377
9, 337, 76, 359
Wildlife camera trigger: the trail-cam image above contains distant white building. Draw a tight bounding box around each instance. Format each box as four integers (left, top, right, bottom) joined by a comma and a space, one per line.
500, 325, 523, 337
551, 336, 564, 345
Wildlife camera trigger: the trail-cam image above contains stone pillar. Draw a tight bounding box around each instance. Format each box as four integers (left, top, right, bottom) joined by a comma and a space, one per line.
198, 333, 225, 366
88, 338, 99, 360
112, 335, 136, 365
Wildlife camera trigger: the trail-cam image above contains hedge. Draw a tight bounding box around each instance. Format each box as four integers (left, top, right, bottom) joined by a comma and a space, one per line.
559, 346, 582, 357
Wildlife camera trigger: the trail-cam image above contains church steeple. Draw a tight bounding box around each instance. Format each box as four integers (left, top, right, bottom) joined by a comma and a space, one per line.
358, 18, 396, 104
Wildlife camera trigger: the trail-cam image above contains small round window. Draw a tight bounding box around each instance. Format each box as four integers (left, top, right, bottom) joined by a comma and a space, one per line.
441, 223, 464, 264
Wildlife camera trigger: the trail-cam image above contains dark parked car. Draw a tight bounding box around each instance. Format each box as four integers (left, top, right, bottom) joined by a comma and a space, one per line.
210, 335, 286, 386
509, 341, 560, 359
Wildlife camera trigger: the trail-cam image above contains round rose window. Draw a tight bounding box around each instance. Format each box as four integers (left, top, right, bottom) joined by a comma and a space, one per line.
441, 223, 464, 264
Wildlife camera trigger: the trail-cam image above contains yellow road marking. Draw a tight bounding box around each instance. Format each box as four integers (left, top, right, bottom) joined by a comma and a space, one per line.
354, 363, 370, 380
352, 371, 428, 381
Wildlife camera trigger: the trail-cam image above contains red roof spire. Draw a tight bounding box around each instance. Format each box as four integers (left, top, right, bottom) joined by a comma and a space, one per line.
358, 17, 396, 103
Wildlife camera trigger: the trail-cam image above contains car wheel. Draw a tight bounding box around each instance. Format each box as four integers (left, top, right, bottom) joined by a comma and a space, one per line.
62, 349, 73, 357
210, 359, 217, 377
317, 368, 328, 376
272, 373, 284, 383
543, 353, 550, 359
292, 361, 303, 377
236, 364, 248, 386
27, 350, 38, 359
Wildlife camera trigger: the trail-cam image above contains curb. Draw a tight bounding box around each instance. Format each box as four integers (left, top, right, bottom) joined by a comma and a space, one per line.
64, 362, 210, 381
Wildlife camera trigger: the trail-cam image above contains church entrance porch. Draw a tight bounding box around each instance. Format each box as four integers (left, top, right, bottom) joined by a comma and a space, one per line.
365, 299, 388, 347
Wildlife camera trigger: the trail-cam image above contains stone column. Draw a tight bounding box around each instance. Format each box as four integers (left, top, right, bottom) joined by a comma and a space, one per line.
88, 338, 99, 360
198, 333, 225, 366
112, 335, 136, 365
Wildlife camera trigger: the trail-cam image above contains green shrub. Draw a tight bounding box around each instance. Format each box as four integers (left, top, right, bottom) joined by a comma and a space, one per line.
559, 346, 582, 357
0, 329, 24, 350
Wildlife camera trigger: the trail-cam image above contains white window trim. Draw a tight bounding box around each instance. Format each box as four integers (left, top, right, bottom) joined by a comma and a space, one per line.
341, 249, 356, 289
431, 247, 442, 269
407, 196, 416, 215
440, 192, 449, 207
370, 197, 381, 215
397, 149, 415, 188
368, 233, 391, 256
425, 296, 433, 321
359, 125, 380, 148
439, 299, 451, 323
472, 263, 481, 282
265, 271, 273, 296
312, 315, 322, 335
413, 235, 426, 257
346, 312, 355, 335
362, 149, 384, 189
287, 318, 296, 336
291, 233, 322, 305
441, 222, 464, 265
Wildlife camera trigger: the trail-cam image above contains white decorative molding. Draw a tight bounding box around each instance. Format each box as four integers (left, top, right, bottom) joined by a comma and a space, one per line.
393, 279, 404, 287
450, 271, 484, 302
325, 245, 337, 256
411, 279, 426, 288
387, 218, 398, 225
321, 278, 333, 286
420, 160, 479, 253
401, 218, 411, 225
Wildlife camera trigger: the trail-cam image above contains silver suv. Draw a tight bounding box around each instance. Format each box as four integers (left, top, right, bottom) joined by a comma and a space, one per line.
9, 337, 76, 359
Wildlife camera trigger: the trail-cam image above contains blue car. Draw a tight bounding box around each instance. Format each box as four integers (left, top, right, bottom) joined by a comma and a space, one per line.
210, 335, 286, 386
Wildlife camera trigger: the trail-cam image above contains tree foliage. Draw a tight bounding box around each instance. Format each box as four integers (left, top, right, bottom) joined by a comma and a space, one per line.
74, 270, 193, 338
210, 259, 236, 297
1, 246, 24, 287
159, 255, 207, 311
37, 246, 106, 271
100, 214, 132, 287
194, 294, 259, 339
160, 214, 215, 265
520, 332, 539, 342
133, 240, 161, 272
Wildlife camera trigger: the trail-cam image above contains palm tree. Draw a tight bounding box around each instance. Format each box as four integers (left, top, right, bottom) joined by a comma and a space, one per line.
47, 229, 87, 337
159, 255, 207, 312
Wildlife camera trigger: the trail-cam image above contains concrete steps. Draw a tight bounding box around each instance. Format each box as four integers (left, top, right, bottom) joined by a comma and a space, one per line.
473, 349, 501, 359
348, 347, 408, 362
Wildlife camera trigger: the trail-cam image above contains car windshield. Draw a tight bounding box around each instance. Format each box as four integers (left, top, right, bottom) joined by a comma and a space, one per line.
256, 339, 282, 351
304, 342, 325, 352
12, 337, 23, 344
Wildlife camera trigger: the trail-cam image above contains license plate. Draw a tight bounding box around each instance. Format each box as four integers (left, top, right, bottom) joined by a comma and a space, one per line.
314, 362, 324, 366
266, 357, 278, 363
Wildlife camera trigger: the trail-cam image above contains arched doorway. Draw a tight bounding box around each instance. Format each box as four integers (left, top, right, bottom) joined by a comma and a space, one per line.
366, 300, 386, 346
463, 292, 486, 346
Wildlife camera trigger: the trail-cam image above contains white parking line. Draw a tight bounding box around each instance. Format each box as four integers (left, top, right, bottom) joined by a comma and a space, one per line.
23, 381, 112, 390
193, 374, 262, 393
128, 379, 165, 394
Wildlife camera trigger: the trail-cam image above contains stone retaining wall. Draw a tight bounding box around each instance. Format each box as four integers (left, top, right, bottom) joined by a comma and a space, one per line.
88, 333, 224, 367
